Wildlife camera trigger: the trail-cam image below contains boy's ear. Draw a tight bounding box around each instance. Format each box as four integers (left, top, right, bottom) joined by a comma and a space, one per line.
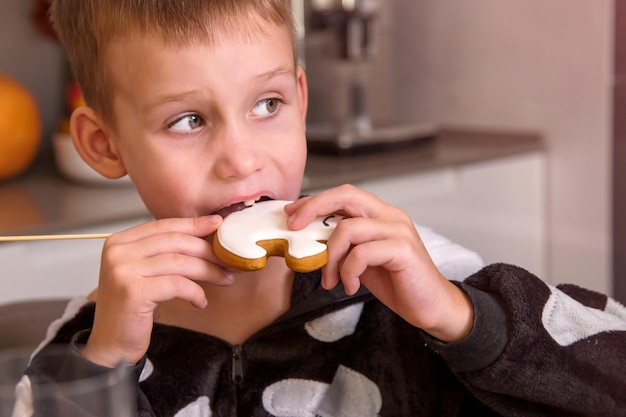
69, 107, 128, 179
296, 65, 308, 124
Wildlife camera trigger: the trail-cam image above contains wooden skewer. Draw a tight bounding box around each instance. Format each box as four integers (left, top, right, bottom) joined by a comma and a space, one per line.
0, 233, 112, 242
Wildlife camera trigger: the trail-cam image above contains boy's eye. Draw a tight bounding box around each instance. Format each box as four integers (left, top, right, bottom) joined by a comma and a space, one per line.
251, 98, 281, 117
168, 114, 205, 132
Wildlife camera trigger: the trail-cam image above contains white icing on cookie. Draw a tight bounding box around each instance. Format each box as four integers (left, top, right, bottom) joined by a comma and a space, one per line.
216, 200, 341, 259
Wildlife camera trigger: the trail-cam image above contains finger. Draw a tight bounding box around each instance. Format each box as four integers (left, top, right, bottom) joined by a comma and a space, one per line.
321, 218, 386, 292
137, 252, 234, 285
339, 239, 412, 295
286, 185, 392, 230
106, 228, 223, 265
283, 195, 312, 214
340, 239, 403, 280
321, 259, 342, 290
325, 217, 415, 269
106, 215, 223, 245
138, 275, 209, 309
325, 217, 421, 293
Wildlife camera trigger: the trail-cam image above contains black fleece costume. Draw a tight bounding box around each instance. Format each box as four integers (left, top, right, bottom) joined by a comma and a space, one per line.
20, 262, 626, 417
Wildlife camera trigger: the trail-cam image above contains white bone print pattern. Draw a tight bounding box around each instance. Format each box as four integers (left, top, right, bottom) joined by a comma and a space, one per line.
173, 396, 212, 417
305, 303, 364, 342
541, 286, 626, 346
262, 366, 382, 417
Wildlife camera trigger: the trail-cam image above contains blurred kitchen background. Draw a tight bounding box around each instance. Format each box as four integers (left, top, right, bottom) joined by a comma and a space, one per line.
1, 0, 624, 304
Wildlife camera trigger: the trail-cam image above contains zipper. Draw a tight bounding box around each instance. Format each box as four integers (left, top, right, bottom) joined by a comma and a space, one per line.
227, 282, 372, 385
232, 344, 244, 384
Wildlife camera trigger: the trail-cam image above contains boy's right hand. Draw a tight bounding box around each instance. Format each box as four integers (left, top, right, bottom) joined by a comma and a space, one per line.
81, 215, 233, 367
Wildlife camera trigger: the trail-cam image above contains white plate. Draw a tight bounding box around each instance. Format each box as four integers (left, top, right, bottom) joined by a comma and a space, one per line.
52, 133, 133, 186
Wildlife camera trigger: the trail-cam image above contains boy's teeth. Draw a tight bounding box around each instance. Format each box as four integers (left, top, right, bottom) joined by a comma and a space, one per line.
243, 197, 264, 207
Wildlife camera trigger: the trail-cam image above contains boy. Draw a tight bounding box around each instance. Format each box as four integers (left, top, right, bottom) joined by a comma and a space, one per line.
21, 0, 625, 416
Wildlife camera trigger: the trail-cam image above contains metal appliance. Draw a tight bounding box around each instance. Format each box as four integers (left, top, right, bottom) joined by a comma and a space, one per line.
295, 0, 436, 152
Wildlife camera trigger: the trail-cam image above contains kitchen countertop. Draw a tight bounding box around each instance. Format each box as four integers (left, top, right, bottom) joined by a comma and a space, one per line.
302, 127, 543, 191
0, 127, 543, 236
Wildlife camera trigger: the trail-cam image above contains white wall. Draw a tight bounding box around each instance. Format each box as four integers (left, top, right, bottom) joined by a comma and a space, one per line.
390, 1, 614, 293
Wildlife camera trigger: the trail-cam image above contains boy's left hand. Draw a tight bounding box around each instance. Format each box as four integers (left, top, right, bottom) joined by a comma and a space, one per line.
285, 185, 474, 343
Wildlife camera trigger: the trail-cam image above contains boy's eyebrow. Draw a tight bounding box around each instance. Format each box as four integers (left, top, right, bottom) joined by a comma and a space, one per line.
145, 90, 204, 111
145, 65, 296, 111
254, 65, 296, 82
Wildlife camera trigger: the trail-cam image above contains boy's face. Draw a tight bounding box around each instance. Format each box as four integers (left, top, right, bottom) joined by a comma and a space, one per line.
101, 24, 307, 219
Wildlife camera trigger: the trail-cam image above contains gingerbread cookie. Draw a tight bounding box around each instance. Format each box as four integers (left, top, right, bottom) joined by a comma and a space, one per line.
213, 200, 342, 272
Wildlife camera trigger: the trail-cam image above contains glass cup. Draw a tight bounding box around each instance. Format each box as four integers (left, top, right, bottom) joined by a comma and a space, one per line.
0, 345, 135, 417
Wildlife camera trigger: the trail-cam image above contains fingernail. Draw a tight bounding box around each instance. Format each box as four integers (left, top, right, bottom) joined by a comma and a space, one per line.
206, 215, 222, 225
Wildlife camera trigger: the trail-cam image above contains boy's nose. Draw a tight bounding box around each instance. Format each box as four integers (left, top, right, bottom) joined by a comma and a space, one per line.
213, 128, 265, 180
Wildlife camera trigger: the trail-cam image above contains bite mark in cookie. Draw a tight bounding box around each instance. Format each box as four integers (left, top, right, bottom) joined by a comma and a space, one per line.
214, 196, 272, 219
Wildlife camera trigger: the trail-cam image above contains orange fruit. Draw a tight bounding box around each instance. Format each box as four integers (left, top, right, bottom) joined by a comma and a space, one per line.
0, 74, 42, 181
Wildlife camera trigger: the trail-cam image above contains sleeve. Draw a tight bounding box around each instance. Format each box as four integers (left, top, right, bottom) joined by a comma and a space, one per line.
15, 304, 156, 417
425, 263, 626, 417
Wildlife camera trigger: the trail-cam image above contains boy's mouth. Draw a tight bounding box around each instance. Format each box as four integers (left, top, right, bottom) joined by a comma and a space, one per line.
214, 196, 272, 218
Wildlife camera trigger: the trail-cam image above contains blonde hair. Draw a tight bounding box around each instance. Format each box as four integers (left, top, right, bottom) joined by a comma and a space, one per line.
50, 0, 297, 123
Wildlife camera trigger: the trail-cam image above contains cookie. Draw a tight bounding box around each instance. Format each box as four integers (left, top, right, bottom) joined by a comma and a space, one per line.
213, 200, 342, 272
